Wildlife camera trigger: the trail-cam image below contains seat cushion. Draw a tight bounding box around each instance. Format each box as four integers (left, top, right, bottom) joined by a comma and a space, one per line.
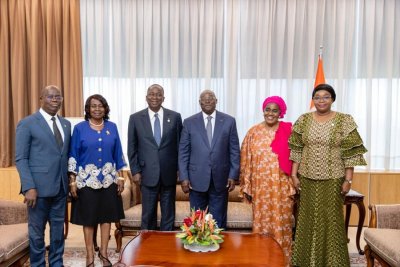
120, 200, 252, 229
364, 228, 400, 266
0, 223, 29, 263
226, 202, 253, 229
120, 201, 191, 228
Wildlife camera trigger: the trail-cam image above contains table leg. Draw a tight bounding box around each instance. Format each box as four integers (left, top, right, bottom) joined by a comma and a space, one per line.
355, 200, 366, 255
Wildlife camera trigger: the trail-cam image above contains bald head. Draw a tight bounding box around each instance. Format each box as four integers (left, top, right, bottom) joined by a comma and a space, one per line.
40, 85, 63, 116
146, 84, 165, 112
199, 89, 217, 115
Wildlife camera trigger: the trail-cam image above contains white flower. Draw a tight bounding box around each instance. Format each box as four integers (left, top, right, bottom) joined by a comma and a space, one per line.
205, 214, 213, 222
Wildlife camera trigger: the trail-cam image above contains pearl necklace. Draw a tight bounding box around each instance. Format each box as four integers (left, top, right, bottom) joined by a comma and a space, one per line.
89, 119, 104, 127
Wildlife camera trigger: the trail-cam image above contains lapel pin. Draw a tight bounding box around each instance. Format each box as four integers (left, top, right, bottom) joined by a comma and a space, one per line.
167, 118, 171, 123
106, 130, 110, 135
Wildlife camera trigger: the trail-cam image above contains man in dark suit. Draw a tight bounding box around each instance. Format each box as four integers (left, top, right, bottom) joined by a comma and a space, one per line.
178, 90, 240, 229
127, 84, 182, 230
15, 85, 71, 267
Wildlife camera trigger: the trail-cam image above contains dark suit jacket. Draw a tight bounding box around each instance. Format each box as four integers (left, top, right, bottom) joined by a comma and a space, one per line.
15, 111, 71, 197
127, 108, 182, 187
178, 111, 240, 192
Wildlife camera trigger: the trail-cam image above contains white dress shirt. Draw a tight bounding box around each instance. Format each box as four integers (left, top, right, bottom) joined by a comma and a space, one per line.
202, 110, 216, 137
148, 107, 164, 137
39, 108, 65, 141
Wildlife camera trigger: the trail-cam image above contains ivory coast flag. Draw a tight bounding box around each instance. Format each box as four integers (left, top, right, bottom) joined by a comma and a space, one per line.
310, 54, 326, 109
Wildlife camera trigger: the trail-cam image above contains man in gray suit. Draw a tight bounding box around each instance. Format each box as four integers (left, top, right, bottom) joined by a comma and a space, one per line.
16, 85, 71, 267
179, 90, 240, 229
127, 84, 182, 230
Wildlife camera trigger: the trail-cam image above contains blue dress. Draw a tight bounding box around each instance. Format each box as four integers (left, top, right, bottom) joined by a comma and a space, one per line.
68, 120, 126, 225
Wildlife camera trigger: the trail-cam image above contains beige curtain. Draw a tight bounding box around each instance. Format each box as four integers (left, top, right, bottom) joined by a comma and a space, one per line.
0, 0, 83, 167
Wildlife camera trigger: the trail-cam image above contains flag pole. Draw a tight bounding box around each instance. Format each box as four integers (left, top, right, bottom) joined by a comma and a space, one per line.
310, 45, 326, 109
319, 45, 323, 59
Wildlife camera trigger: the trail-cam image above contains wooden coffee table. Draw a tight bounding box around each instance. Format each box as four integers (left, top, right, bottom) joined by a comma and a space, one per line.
116, 231, 285, 266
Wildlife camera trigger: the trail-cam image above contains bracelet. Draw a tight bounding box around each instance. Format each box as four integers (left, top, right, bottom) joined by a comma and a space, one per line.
117, 177, 125, 181
69, 181, 77, 186
344, 179, 352, 184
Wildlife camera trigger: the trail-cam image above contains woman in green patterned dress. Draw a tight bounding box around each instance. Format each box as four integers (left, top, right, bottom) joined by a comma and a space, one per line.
289, 84, 367, 267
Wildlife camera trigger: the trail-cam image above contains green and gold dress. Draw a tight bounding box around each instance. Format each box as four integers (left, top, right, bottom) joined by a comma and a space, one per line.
289, 112, 367, 267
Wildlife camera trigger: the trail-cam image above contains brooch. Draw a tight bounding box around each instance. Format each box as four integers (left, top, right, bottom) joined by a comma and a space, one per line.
106, 130, 110, 135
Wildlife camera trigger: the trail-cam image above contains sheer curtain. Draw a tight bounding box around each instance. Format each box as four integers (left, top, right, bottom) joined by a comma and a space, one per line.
80, 0, 400, 170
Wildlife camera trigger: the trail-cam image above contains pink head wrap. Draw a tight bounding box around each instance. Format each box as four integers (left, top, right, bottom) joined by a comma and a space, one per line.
262, 96, 287, 118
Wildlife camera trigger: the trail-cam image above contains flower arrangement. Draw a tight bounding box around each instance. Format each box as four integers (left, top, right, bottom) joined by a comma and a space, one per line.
176, 209, 224, 246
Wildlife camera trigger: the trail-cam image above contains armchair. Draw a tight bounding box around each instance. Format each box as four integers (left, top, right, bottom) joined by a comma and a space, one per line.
0, 199, 29, 267
364, 204, 400, 267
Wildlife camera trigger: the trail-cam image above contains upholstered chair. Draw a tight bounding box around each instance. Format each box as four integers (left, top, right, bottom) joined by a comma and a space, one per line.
0, 199, 29, 266
364, 204, 400, 267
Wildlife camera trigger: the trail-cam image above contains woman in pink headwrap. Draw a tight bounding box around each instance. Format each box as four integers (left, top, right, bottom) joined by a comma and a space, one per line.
240, 96, 296, 266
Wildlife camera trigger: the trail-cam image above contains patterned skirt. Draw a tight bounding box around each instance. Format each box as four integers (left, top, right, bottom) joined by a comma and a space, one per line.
291, 176, 350, 267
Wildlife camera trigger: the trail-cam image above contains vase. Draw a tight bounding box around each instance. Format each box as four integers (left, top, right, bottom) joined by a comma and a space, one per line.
183, 243, 220, 252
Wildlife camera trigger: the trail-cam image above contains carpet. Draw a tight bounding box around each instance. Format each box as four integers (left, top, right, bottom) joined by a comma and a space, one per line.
23, 249, 377, 266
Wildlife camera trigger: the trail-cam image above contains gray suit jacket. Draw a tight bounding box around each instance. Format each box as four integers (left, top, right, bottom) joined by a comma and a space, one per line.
127, 108, 182, 187
15, 111, 71, 197
178, 111, 240, 192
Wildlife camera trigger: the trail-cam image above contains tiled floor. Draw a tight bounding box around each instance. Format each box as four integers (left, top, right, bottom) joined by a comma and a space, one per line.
63, 223, 366, 254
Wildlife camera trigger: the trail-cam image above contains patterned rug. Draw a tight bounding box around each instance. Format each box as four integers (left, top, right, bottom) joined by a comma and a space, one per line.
23, 249, 376, 266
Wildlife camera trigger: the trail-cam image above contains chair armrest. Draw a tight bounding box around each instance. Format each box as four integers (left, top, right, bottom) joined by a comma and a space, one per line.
0, 199, 28, 224
368, 205, 377, 228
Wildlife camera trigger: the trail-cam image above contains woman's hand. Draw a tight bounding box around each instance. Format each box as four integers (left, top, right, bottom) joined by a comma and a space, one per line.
291, 174, 301, 192
69, 182, 78, 198
341, 180, 352, 195
69, 173, 78, 198
244, 193, 252, 203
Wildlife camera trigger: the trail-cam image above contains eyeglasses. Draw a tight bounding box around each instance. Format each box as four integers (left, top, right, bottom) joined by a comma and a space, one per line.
312, 96, 331, 102
90, 104, 104, 109
45, 95, 63, 101
264, 108, 280, 114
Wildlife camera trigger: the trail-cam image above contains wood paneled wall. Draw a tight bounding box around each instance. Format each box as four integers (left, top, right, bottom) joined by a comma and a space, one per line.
0, 167, 24, 202
1, 167, 399, 226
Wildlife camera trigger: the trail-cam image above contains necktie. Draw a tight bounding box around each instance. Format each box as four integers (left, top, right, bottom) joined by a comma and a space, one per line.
51, 117, 63, 149
206, 116, 212, 145
154, 113, 161, 146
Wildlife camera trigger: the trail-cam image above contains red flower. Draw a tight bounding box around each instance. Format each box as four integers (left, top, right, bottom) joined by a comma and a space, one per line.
195, 210, 202, 219
184, 217, 193, 227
